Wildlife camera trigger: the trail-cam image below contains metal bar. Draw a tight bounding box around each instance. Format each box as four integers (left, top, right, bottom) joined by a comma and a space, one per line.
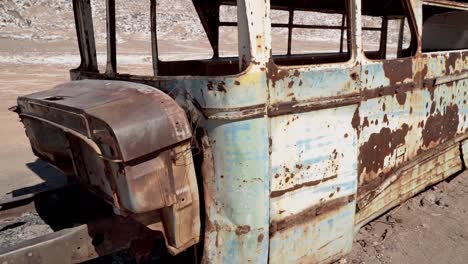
105, 0, 117, 77
339, 13, 346, 53
397, 18, 405, 58
219, 21, 237, 27
272, 23, 347, 30
362, 27, 383, 31
150, 0, 158, 76
220, 21, 349, 31
424, 0, 468, 10
0, 216, 159, 263
379, 16, 388, 59
72, 0, 98, 72
287, 9, 294, 55
192, 1, 220, 58
345, 0, 353, 56
434, 71, 468, 86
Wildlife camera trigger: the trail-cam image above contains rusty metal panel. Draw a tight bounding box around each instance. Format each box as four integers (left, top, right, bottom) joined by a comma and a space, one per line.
268, 105, 358, 263
18, 79, 192, 162
267, 66, 361, 116
168, 72, 269, 118
268, 67, 360, 104
356, 143, 462, 227
424, 51, 468, 79
202, 118, 270, 263
16, 80, 201, 254
355, 91, 420, 195
355, 49, 468, 227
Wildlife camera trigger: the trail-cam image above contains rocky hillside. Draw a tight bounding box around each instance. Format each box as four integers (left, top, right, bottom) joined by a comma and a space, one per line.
1, 0, 408, 53
0, 0, 208, 42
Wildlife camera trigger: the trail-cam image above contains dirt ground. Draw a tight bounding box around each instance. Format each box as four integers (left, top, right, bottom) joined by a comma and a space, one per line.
1, 39, 468, 263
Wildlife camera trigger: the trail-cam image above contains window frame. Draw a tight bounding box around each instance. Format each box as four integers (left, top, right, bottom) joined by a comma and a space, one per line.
421, 2, 468, 53
268, 0, 357, 69
361, 0, 418, 61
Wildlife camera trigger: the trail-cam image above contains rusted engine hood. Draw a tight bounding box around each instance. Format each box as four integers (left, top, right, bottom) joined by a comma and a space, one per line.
18, 79, 192, 210
16, 80, 201, 253
17, 79, 192, 162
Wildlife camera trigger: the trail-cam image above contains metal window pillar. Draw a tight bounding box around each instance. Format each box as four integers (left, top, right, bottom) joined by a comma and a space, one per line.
105, 0, 117, 77
150, 0, 159, 76
72, 0, 98, 73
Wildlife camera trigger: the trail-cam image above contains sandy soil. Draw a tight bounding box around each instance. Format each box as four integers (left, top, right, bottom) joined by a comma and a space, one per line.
0, 63, 68, 197
1, 38, 468, 263
344, 171, 468, 264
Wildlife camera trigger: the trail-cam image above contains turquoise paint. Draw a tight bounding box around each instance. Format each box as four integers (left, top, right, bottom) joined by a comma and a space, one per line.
361, 63, 390, 89
203, 117, 270, 263
269, 202, 356, 264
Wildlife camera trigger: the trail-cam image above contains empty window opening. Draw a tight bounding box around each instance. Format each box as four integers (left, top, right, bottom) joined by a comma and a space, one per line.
115, 0, 153, 75
219, 26, 239, 57
86, 0, 245, 76
219, 5, 239, 57
422, 5, 468, 52
271, 9, 290, 55
90, 0, 108, 73
270, 1, 352, 66
361, 0, 415, 60
156, 0, 212, 62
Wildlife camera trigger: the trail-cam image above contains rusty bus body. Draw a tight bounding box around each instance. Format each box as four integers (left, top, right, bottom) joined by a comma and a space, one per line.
2, 0, 468, 263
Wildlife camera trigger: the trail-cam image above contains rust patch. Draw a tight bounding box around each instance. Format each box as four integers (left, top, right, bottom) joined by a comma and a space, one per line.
266, 57, 290, 88
382, 59, 412, 84
358, 124, 410, 182
268, 94, 359, 117
445, 52, 461, 75
362, 117, 369, 128
352, 107, 361, 137
207, 81, 214, 91
217, 81, 227, 92
235, 225, 251, 236
269, 195, 354, 235
422, 104, 459, 148
270, 175, 338, 198
415, 63, 428, 89
430, 101, 436, 114
293, 70, 300, 77
234, 80, 241, 85
395, 91, 407, 105
257, 233, 264, 243
288, 80, 294, 88
362, 83, 414, 101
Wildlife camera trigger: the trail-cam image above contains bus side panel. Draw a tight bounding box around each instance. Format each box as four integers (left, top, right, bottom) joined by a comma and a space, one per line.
355, 51, 468, 227
268, 105, 358, 264
202, 118, 270, 264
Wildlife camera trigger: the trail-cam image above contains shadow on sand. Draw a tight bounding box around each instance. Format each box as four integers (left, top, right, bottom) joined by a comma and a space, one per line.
10, 159, 66, 197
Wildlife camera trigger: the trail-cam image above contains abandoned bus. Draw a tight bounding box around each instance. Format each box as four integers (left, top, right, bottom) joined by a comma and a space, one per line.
1, 0, 467, 263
